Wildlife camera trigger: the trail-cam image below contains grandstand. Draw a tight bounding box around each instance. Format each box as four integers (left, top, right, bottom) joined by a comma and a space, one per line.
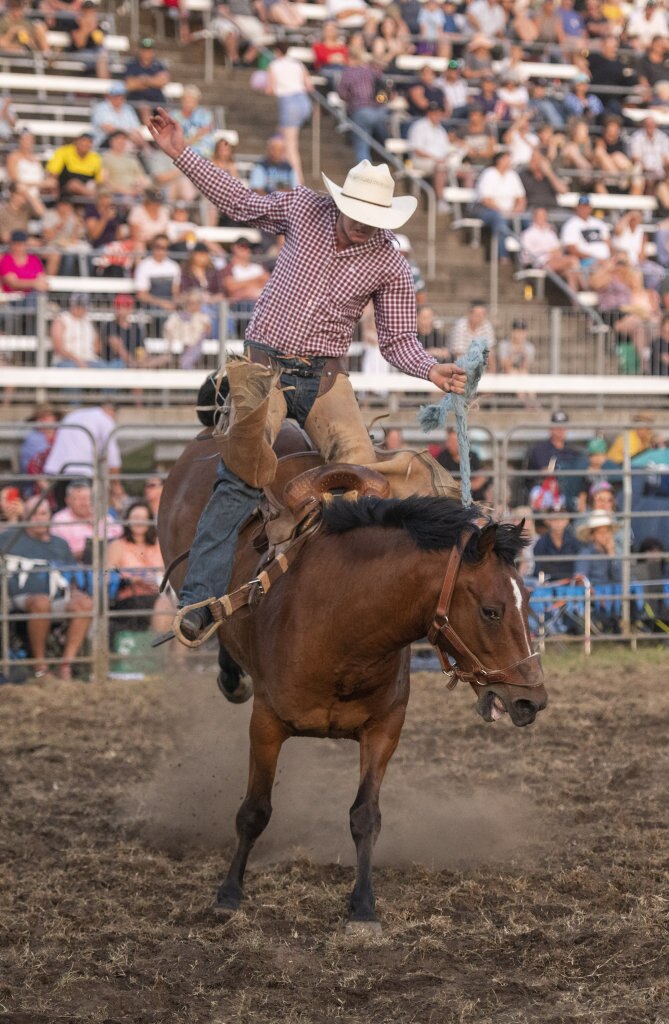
0, 0, 668, 681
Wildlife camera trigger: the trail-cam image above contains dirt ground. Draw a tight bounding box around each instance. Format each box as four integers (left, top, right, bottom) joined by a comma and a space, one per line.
1, 646, 668, 1024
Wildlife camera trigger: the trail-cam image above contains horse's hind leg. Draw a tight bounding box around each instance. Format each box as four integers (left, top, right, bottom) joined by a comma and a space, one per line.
348, 708, 404, 929
216, 643, 253, 704
215, 701, 287, 913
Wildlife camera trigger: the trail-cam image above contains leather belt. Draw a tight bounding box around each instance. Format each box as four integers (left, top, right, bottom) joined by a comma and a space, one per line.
246, 342, 346, 380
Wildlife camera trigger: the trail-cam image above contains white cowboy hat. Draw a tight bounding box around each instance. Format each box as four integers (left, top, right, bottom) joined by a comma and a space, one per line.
575, 510, 622, 543
322, 160, 417, 230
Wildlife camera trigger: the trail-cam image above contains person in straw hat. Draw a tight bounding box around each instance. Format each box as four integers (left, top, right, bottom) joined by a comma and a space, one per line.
148, 106, 467, 642
574, 510, 623, 589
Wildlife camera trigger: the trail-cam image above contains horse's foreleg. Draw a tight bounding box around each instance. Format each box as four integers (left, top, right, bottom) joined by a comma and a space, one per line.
215, 701, 287, 912
348, 708, 404, 926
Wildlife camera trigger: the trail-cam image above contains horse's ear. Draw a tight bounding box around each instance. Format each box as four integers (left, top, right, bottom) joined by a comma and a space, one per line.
477, 523, 497, 558
514, 518, 526, 536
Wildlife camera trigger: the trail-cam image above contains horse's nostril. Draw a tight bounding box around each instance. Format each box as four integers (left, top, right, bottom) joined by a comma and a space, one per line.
512, 699, 541, 723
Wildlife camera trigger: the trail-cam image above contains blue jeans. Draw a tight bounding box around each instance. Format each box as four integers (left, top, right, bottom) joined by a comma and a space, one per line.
470, 204, 515, 258
350, 105, 388, 163
179, 346, 327, 606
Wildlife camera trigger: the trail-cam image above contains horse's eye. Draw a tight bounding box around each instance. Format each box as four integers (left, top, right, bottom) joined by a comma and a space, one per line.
481, 606, 501, 622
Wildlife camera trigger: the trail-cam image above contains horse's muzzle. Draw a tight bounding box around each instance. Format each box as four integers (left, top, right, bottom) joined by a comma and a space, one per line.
478, 677, 548, 727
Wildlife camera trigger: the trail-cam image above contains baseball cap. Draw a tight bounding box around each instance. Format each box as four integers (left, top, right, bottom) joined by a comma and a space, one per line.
512, 318, 527, 330
70, 292, 90, 307
577, 194, 591, 206
447, 59, 460, 69
193, 241, 209, 252
10, 229, 27, 242
589, 480, 613, 497
114, 294, 134, 308
551, 410, 569, 424
587, 437, 608, 455
427, 100, 443, 112
140, 37, 155, 48
109, 81, 126, 96
233, 236, 252, 248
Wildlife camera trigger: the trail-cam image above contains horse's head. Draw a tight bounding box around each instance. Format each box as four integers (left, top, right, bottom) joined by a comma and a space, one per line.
436, 521, 547, 728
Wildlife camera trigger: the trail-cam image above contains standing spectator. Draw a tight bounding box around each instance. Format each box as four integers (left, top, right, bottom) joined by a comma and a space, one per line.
560, 195, 611, 273
526, 410, 581, 475
519, 151, 567, 210
337, 49, 389, 164
43, 402, 122, 509
165, 290, 212, 369
471, 151, 526, 262
45, 133, 103, 199
527, 80, 564, 129
407, 102, 451, 212
134, 233, 181, 321
248, 136, 298, 194
64, 0, 108, 79
449, 299, 496, 362
51, 480, 122, 560
520, 207, 583, 293
0, 0, 49, 55
0, 182, 46, 245
50, 293, 105, 368
629, 117, 669, 198
172, 84, 216, 160
1, 496, 93, 683
128, 189, 171, 249
435, 427, 489, 501
534, 503, 580, 580
124, 37, 170, 106
90, 82, 144, 151
266, 41, 313, 185
0, 230, 48, 300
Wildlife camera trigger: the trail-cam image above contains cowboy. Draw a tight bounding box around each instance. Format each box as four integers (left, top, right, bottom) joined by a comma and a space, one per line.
148, 106, 467, 642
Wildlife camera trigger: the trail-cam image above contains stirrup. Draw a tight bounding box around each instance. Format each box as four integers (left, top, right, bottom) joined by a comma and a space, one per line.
173, 599, 221, 648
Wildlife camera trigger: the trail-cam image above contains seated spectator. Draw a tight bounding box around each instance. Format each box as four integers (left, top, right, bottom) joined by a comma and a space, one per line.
211, 135, 240, 179
534, 500, 580, 580
472, 74, 501, 121
63, 0, 108, 78
0, 182, 46, 245
438, 59, 468, 120
625, 1, 667, 51
19, 402, 59, 480
337, 48, 390, 164
128, 189, 171, 249
555, 0, 587, 51
91, 82, 144, 151
0, 485, 24, 526
164, 290, 212, 369
407, 65, 445, 120
519, 149, 569, 210
221, 236, 270, 333
560, 195, 611, 276
372, 14, 408, 66
1, 496, 92, 683
180, 241, 224, 332
504, 114, 539, 170
497, 78, 530, 122
407, 102, 451, 212
249, 135, 298, 195
575, 510, 623, 630
607, 412, 657, 463
0, 230, 48, 302
583, 0, 612, 42
50, 293, 105, 368
562, 74, 603, 123
463, 34, 494, 79
263, 0, 305, 29
435, 427, 489, 501
470, 151, 526, 262
526, 410, 581, 481
449, 298, 496, 362
417, 304, 449, 354
313, 19, 349, 83
562, 437, 616, 512
593, 117, 637, 195
592, 259, 660, 372
84, 190, 125, 262
209, 0, 269, 68
143, 476, 163, 519
612, 210, 663, 288
629, 117, 669, 200
98, 294, 163, 368
45, 133, 103, 199
631, 536, 668, 632
649, 312, 669, 376
173, 84, 216, 160
458, 107, 496, 168
51, 479, 122, 561
102, 131, 150, 200
0, 0, 49, 55
124, 37, 170, 107
134, 233, 181, 320
326, 0, 367, 24
588, 36, 634, 115
497, 318, 537, 405
6, 130, 52, 201
636, 34, 669, 96
557, 117, 598, 190
41, 197, 88, 276
527, 80, 564, 130
106, 500, 173, 638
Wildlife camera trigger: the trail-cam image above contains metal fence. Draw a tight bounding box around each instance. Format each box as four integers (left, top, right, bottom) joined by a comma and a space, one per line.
1, 417, 667, 683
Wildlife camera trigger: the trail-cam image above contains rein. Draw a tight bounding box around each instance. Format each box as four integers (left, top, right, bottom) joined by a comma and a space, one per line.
426, 526, 542, 691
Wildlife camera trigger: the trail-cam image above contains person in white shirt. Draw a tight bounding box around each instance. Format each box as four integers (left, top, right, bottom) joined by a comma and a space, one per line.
43, 403, 123, 509
50, 293, 105, 368
467, 0, 507, 38
521, 207, 583, 292
471, 150, 526, 259
407, 102, 451, 210
629, 117, 669, 184
437, 59, 468, 119
134, 233, 181, 315
624, 1, 668, 52
560, 195, 611, 269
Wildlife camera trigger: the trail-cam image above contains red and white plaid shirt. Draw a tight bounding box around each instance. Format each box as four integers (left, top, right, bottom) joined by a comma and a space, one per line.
174, 147, 436, 378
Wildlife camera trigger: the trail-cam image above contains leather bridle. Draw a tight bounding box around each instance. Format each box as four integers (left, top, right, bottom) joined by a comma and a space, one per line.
426, 525, 543, 691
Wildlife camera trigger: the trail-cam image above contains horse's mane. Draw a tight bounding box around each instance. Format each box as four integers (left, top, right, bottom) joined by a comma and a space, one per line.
321, 495, 525, 565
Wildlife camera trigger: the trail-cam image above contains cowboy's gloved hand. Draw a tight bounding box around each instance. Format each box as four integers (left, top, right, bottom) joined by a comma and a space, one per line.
428, 363, 467, 395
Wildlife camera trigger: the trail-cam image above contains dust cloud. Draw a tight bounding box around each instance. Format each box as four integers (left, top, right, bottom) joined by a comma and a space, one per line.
127, 668, 540, 868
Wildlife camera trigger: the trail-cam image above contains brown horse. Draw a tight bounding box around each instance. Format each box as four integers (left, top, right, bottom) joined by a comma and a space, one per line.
159, 429, 547, 930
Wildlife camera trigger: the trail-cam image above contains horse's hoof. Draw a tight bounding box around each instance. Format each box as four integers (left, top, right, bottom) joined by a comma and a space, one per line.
345, 919, 383, 937
211, 898, 241, 918
217, 671, 254, 704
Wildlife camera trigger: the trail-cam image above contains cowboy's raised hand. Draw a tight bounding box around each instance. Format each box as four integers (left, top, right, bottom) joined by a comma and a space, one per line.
428, 363, 467, 395
147, 106, 186, 161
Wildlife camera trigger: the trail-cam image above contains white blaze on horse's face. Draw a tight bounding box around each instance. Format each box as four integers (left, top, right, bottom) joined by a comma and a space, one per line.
510, 576, 533, 659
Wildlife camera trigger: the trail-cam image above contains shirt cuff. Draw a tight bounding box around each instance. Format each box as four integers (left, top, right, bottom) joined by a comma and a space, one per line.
174, 146, 198, 172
